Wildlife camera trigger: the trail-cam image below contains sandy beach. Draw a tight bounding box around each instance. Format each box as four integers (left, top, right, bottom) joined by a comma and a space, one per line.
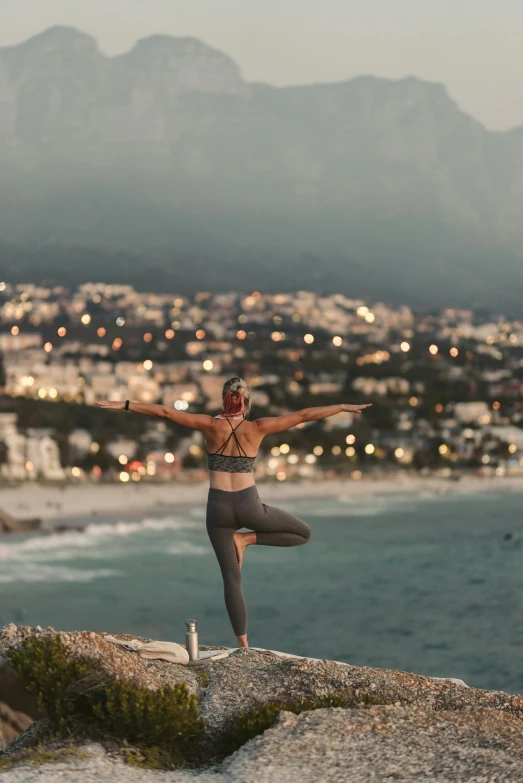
1, 472, 523, 527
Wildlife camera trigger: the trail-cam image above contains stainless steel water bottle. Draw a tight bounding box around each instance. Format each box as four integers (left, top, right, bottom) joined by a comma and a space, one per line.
185, 619, 199, 662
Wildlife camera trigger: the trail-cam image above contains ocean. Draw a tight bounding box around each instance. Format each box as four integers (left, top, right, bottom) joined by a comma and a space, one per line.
1, 487, 523, 694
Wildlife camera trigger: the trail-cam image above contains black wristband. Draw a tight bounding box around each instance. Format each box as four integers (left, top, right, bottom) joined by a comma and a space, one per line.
125, 400, 130, 411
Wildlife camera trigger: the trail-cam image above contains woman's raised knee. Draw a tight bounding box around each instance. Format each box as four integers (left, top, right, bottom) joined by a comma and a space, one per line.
301, 524, 311, 544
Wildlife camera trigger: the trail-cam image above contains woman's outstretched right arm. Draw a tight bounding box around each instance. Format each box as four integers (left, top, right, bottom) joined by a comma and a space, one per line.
255, 403, 372, 435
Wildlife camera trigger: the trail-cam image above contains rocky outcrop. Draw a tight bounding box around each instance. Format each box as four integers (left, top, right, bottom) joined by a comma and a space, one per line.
0, 508, 41, 534
0, 701, 32, 748
1, 623, 523, 781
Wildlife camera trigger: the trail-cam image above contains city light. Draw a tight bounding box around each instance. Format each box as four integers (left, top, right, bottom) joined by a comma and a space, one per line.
203, 360, 214, 371
118, 455, 128, 465
332, 336, 343, 346
492, 401, 501, 411
304, 334, 314, 344
481, 455, 490, 464
0, 282, 5, 291
112, 338, 122, 350
409, 397, 418, 406
279, 444, 290, 454
304, 454, 317, 464
25, 461, 33, 472
174, 400, 189, 411
164, 453, 175, 463
357, 306, 368, 316
345, 446, 355, 457
332, 445, 342, 455
189, 445, 202, 456
400, 342, 410, 352
288, 454, 299, 464
71, 467, 81, 477
143, 360, 153, 370
271, 332, 284, 342
11, 326, 19, 336
119, 472, 130, 482
351, 470, 363, 480
44, 342, 53, 352
165, 329, 175, 339
57, 327, 66, 337
345, 434, 356, 445
395, 448, 404, 458
143, 332, 153, 342
81, 314, 91, 325
236, 330, 247, 340
276, 471, 287, 481
38, 388, 46, 398
439, 444, 449, 455
91, 443, 100, 453
313, 446, 323, 456
364, 312, 375, 323
365, 444, 375, 454
97, 327, 106, 337
450, 347, 458, 357
196, 329, 206, 339
271, 446, 281, 456
429, 344, 438, 355
116, 317, 125, 326
435, 403, 443, 413
48, 388, 58, 399
509, 444, 517, 454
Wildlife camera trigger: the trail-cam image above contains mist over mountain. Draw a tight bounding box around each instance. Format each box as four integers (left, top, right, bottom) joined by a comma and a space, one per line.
1, 26, 523, 314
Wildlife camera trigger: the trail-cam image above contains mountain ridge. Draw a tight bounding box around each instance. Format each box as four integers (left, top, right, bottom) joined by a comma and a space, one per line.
1, 27, 523, 312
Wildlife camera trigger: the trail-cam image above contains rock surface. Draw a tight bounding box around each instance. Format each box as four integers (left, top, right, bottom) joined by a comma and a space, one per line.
2, 706, 523, 782
2, 624, 523, 781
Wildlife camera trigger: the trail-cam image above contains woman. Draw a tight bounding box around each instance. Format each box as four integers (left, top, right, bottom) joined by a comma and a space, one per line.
96, 377, 371, 648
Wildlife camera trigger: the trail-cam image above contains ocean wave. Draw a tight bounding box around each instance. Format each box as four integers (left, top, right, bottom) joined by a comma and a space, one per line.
166, 542, 209, 555
0, 516, 200, 562
0, 565, 122, 584
302, 494, 419, 518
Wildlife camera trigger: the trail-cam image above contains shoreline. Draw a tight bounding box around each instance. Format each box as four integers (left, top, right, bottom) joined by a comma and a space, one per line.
2, 472, 523, 528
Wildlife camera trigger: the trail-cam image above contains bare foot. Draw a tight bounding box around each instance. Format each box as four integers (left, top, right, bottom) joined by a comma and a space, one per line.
233, 532, 255, 569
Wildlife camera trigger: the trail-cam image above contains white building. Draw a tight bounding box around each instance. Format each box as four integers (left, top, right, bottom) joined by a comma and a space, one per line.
454, 402, 491, 424
26, 430, 65, 480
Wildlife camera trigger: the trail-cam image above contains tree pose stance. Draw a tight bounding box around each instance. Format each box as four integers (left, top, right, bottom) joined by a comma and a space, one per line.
96, 378, 371, 647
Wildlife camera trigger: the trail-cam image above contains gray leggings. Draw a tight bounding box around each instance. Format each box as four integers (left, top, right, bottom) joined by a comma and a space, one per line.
206, 485, 311, 636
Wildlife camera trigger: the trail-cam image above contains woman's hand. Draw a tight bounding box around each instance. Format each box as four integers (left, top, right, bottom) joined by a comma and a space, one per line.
341, 403, 372, 414
95, 400, 126, 410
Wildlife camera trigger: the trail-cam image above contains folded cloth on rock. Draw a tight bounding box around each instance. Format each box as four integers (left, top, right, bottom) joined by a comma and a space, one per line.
103, 635, 189, 665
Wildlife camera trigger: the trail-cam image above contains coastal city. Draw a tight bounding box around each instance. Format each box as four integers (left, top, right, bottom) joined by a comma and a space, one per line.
0, 280, 522, 485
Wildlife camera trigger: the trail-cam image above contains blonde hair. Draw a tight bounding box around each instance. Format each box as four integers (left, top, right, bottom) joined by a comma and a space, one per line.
221, 376, 252, 417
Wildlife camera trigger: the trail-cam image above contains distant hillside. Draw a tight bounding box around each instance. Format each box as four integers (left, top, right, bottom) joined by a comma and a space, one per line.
1, 26, 523, 314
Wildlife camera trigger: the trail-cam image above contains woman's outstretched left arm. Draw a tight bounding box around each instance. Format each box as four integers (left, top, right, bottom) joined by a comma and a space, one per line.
255, 402, 372, 435
95, 400, 212, 431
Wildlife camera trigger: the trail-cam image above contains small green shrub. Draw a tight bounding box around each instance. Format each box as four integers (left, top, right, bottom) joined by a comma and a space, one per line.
0, 745, 90, 771
195, 669, 211, 689
5, 635, 94, 731
5, 634, 205, 768
89, 679, 205, 762
219, 691, 382, 758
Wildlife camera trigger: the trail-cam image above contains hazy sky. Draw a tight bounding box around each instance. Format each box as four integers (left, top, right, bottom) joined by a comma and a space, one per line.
2, 0, 523, 130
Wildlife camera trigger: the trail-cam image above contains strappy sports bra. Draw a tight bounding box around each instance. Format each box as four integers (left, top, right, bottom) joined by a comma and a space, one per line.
207, 418, 257, 474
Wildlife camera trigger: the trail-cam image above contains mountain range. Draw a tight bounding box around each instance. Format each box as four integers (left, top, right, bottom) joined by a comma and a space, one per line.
1, 26, 522, 314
